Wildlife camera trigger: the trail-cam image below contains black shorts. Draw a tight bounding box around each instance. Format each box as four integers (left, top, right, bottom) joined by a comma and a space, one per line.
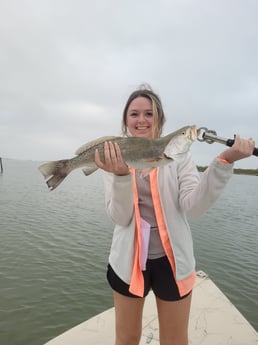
107, 256, 191, 301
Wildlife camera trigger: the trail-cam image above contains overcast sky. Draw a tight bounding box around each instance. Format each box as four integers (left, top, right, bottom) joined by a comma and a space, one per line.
1, 0, 257, 168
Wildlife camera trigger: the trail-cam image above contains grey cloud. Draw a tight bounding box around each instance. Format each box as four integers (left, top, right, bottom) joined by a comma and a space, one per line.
0, 0, 257, 167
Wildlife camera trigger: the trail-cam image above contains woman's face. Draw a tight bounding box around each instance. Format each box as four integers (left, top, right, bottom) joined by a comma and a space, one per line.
126, 97, 154, 138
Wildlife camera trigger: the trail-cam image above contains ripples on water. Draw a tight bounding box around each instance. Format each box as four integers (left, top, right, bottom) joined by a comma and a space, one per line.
0, 159, 257, 345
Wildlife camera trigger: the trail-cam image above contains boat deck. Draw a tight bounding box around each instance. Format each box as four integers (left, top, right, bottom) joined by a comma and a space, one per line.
45, 271, 258, 345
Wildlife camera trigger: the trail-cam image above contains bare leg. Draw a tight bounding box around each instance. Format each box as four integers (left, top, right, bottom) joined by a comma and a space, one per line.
113, 291, 145, 345
156, 293, 192, 345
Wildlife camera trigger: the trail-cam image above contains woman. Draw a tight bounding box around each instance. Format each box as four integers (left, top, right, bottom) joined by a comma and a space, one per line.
94, 85, 254, 345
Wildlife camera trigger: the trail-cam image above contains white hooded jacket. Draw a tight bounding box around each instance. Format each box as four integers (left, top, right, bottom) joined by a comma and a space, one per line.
103, 154, 233, 295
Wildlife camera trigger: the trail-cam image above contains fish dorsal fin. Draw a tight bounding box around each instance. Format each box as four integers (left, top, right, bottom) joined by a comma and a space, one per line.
75, 136, 117, 155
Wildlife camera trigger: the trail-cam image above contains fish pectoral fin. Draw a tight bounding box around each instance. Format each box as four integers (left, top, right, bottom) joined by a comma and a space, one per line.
142, 156, 168, 163
164, 151, 186, 162
82, 166, 98, 176
163, 153, 174, 160
159, 156, 174, 164
128, 155, 172, 169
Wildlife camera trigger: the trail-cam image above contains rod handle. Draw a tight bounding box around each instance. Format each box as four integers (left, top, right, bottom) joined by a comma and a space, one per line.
226, 139, 258, 156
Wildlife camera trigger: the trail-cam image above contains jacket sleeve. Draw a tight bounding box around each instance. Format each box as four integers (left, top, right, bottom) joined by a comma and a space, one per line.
178, 154, 234, 218
103, 172, 134, 226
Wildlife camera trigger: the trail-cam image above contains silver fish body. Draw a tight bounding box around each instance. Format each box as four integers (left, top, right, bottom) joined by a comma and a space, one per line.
39, 125, 198, 191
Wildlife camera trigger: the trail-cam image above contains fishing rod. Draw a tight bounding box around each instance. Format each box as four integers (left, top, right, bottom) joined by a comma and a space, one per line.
197, 127, 258, 157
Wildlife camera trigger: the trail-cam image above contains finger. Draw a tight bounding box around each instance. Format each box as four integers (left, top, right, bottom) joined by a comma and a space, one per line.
233, 134, 240, 143
104, 141, 112, 163
236, 136, 254, 155
108, 141, 118, 162
114, 142, 122, 160
94, 149, 103, 168
248, 138, 255, 152
248, 137, 255, 146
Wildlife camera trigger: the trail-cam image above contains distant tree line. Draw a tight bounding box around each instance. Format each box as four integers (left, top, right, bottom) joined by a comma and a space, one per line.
197, 166, 258, 176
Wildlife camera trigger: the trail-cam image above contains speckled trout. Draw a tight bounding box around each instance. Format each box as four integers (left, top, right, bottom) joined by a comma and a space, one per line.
39, 125, 198, 191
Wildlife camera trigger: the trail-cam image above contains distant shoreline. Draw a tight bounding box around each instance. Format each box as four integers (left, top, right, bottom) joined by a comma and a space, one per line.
0, 158, 257, 176
197, 166, 258, 176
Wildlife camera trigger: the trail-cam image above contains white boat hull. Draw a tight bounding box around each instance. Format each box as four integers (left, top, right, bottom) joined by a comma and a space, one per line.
45, 271, 258, 344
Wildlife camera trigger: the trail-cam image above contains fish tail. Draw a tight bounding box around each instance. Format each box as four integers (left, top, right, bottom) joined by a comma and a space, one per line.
38, 159, 71, 191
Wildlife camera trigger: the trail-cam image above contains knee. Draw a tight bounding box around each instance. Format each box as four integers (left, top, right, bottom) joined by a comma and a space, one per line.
116, 330, 142, 345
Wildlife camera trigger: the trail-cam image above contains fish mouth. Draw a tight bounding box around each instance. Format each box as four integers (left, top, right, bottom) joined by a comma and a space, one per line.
189, 126, 199, 141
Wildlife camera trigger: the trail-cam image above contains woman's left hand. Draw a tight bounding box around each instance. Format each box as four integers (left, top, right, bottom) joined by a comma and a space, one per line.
218, 135, 255, 163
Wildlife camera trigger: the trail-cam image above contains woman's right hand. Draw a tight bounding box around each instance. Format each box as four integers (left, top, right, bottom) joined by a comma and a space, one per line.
95, 141, 130, 176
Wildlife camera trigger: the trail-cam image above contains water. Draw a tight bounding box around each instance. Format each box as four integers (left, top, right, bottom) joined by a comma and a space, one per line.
0, 159, 257, 345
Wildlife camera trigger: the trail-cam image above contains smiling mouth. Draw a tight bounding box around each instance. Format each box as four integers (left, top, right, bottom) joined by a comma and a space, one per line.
136, 126, 150, 130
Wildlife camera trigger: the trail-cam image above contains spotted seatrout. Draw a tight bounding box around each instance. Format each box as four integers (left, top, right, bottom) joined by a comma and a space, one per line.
39, 125, 198, 190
